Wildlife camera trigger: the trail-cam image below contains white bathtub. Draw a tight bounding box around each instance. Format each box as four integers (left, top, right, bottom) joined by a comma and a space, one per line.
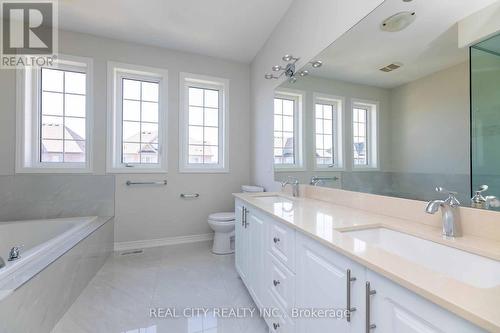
0, 216, 109, 300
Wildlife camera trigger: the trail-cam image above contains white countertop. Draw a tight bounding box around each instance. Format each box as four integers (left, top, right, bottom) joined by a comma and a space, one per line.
234, 192, 500, 332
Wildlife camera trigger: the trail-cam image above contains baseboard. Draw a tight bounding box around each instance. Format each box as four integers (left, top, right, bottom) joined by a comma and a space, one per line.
114, 233, 214, 252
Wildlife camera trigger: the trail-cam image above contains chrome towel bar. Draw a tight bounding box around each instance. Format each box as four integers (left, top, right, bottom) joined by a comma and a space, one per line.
180, 193, 200, 198
126, 180, 167, 186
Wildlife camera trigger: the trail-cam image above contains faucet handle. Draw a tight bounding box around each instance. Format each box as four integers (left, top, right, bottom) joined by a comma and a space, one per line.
435, 187, 457, 196
436, 187, 460, 206
475, 185, 489, 193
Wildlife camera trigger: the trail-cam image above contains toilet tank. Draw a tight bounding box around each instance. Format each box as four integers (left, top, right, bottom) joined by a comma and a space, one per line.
241, 185, 264, 193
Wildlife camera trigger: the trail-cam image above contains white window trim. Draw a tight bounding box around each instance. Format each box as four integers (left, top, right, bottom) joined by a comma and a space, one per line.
16, 54, 94, 174
106, 61, 168, 173
313, 93, 345, 171
274, 89, 305, 172
351, 98, 379, 171
179, 72, 229, 173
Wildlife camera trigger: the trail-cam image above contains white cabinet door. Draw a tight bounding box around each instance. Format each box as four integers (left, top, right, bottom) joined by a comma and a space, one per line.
235, 202, 248, 283
366, 270, 487, 333
295, 233, 365, 333
247, 209, 266, 308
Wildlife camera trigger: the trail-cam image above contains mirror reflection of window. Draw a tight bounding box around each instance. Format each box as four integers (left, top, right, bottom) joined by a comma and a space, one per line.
315, 103, 336, 166
274, 96, 296, 165
352, 107, 368, 166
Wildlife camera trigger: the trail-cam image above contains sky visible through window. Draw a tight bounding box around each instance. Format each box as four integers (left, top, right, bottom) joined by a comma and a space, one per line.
187, 86, 220, 164
274, 97, 295, 165
40, 67, 87, 163
121, 78, 160, 164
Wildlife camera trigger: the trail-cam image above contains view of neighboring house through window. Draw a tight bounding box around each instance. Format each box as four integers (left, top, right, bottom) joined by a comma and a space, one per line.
40, 67, 87, 163
188, 87, 220, 164
274, 96, 296, 165
352, 106, 368, 166
121, 78, 160, 164
315, 102, 336, 166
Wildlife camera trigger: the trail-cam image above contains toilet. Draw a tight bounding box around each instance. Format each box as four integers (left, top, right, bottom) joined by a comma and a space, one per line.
208, 185, 264, 254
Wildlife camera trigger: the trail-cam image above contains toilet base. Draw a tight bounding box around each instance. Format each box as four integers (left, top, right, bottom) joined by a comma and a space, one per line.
212, 231, 235, 255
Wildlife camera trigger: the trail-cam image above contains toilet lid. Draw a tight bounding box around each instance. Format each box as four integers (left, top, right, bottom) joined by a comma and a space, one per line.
209, 212, 235, 221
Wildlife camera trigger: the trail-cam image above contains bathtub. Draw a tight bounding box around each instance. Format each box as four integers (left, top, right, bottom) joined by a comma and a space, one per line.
0, 216, 113, 333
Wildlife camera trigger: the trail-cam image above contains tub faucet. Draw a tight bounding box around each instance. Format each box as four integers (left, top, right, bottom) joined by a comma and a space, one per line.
8, 246, 23, 261
281, 176, 299, 197
425, 187, 461, 238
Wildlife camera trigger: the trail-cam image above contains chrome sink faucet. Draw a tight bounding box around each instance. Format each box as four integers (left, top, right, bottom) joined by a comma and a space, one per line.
425, 187, 461, 238
281, 176, 299, 197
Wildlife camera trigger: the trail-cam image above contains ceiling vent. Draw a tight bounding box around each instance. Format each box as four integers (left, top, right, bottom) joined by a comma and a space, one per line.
379, 63, 402, 72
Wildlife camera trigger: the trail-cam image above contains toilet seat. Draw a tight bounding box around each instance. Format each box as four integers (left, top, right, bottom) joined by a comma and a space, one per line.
208, 212, 235, 222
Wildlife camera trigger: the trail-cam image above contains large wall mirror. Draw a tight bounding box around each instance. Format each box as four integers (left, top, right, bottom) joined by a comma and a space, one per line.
272, 0, 500, 209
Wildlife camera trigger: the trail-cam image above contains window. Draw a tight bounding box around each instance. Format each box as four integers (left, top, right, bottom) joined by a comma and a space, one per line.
179, 73, 228, 173
314, 94, 343, 169
107, 62, 168, 173
16, 55, 93, 173
274, 91, 303, 170
352, 99, 378, 169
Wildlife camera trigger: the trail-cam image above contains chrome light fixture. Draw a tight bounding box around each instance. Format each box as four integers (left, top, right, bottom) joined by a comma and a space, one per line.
264, 54, 322, 83
264, 54, 300, 81
310, 60, 323, 68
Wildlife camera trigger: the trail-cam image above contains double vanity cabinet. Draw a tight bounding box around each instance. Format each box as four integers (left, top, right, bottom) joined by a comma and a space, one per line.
234, 196, 489, 333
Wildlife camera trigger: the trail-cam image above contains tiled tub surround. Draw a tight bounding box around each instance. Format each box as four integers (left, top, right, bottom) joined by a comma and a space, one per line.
0, 175, 115, 221
0, 216, 114, 333
235, 186, 500, 332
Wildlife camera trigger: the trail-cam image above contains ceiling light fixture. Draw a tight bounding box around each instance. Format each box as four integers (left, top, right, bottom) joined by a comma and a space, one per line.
381, 11, 416, 32
310, 60, 323, 68
272, 65, 283, 71
264, 73, 278, 79
299, 70, 309, 77
282, 54, 298, 62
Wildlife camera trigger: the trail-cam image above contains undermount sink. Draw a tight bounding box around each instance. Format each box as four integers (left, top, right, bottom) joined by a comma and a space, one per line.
343, 227, 500, 288
254, 195, 294, 205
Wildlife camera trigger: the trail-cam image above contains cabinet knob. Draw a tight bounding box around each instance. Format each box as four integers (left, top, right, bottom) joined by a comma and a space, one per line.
273, 237, 280, 243
273, 322, 280, 330
273, 279, 280, 287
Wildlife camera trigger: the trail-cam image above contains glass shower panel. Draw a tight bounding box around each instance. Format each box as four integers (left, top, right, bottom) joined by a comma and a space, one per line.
471, 33, 500, 210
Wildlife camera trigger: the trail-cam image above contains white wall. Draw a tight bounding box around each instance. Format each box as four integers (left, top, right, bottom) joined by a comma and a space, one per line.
0, 30, 251, 243
388, 62, 470, 175
250, 0, 385, 191
459, 1, 500, 47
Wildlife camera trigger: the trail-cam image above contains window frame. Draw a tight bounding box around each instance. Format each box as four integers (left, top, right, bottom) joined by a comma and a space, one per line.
16, 54, 94, 174
351, 98, 379, 170
107, 61, 168, 173
273, 89, 305, 172
313, 93, 344, 171
179, 72, 229, 173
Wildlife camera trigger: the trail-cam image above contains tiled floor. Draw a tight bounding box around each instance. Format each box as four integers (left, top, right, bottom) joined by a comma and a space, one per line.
52, 241, 268, 333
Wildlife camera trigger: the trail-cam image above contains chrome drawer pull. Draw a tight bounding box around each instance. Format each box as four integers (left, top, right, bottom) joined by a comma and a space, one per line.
273, 279, 280, 287
366, 281, 377, 332
346, 269, 357, 322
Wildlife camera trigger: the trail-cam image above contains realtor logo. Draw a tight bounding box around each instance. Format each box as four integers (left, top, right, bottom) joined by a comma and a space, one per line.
1, 1, 57, 68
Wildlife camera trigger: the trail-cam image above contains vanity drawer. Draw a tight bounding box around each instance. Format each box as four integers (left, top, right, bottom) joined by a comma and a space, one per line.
268, 252, 295, 312
265, 289, 295, 333
268, 310, 294, 333
269, 220, 295, 271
